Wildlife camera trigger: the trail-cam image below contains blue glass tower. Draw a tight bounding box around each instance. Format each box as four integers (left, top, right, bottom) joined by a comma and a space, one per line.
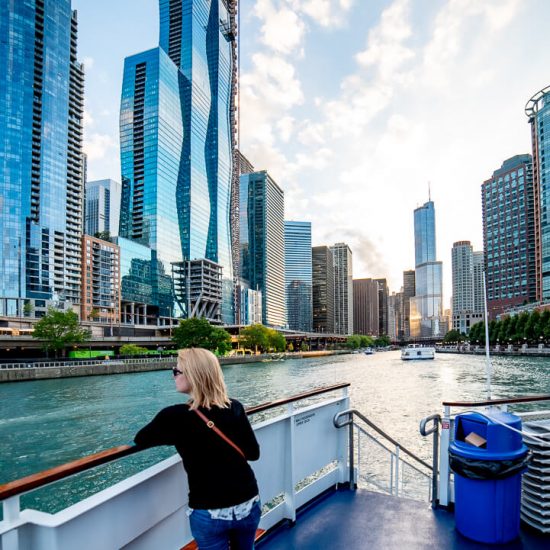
0, 1, 84, 316
119, 1, 235, 321
285, 221, 312, 331
410, 200, 444, 338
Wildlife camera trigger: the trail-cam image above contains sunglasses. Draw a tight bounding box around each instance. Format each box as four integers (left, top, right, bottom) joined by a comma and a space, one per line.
172, 368, 183, 376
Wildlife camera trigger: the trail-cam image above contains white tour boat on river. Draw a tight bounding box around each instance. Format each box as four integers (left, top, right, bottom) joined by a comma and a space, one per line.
401, 343, 436, 361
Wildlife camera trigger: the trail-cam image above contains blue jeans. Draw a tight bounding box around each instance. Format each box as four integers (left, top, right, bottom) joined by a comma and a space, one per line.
189, 501, 261, 550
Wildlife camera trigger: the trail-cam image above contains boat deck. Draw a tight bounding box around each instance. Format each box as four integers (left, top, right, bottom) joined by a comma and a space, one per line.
258, 488, 549, 550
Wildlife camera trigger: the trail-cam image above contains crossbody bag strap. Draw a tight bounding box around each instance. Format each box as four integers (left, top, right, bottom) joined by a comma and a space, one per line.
193, 408, 246, 460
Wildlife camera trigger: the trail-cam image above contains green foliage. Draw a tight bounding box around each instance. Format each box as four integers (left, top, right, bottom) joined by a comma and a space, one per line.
88, 308, 100, 321
239, 324, 286, 353
287, 342, 294, 352
94, 231, 111, 241
443, 329, 465, 343
374, 335, 391, 347
359, 335, 375, 348
32, 308, 91, 357
171, 317, 232, 355
346, 335, 361, 349
120, 343, 149, 356
300, 341, 309, 352
23, 301, 33, 316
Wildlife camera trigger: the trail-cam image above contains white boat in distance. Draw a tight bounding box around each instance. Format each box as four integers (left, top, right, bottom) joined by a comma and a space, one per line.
401, 344, 435, 360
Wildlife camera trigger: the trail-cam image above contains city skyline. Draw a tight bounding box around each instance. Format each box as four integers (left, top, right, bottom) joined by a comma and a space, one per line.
73, 0, 550, 304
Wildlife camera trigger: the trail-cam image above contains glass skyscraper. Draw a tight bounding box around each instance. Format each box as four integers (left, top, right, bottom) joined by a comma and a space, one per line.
0, 1, 84, 316
119, 0, 236, 322
284, 221, 312, 331
85, 179, 121, 237
312, 246, 334, 333
240, 171, 285, 328
331, 243, 353, 335
410, 200, 444, 338
526, 85, 550, 301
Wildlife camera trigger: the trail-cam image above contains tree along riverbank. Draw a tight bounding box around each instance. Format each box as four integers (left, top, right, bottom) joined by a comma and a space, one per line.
0, 350, 350, 383
437, 345, 550, 358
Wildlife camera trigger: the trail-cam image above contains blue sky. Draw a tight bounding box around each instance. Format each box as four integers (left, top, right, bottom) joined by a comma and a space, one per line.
73, 0, 550, 305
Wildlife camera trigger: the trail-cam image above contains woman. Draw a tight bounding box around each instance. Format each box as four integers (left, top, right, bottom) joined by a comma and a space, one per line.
134, 347, 261, 550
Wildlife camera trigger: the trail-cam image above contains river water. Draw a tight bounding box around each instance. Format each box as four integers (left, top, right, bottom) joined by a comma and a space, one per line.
2, 350, 550, 513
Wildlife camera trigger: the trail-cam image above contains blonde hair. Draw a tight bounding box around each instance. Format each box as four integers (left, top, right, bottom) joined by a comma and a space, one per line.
178, 348, 230, 410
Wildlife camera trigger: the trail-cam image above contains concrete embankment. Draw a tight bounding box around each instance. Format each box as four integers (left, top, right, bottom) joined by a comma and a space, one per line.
437, 347, 550, 358
0, 350, 348, 383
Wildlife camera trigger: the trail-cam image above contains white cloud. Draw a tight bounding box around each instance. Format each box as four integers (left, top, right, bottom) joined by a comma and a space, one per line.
84, 133, 118, 162
298, 0, 355, 28
255, 2, 306, 55
82, 56, 95, 69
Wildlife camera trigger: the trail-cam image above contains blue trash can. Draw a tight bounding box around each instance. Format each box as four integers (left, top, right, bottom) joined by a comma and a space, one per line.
449, 410, 529, 544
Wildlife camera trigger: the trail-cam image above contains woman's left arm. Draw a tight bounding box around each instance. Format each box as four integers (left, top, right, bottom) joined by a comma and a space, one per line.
134, 407, 176, 448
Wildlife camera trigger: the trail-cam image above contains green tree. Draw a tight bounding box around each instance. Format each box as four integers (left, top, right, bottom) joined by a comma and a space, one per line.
240, 324, 269, 353
120, 343, 149, 356
267, 328, 286, 352
23, 301, 33, 317
359, 335, 375, 348
374, 335, 391, 347
171, 317, 232, 355
32, 308, 91, 357
300, 341, 309, 352
443, 329, 462, 343
88, 308, 100, 321
346, 335, 361, 349
525, 311, 540, 344
94, 231, 111, 241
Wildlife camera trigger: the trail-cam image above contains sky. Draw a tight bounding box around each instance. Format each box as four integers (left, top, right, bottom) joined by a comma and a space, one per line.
73, 0, 550, 306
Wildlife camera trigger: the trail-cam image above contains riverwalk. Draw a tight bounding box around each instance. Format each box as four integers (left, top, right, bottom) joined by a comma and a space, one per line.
0, 350, 348, 383
437, 345, 550, 358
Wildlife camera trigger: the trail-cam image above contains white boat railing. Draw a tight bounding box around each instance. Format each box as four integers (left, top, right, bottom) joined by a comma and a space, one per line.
0, 384, 351, 550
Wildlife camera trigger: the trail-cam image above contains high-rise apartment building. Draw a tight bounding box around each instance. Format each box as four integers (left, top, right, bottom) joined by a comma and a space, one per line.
482, 155, 536, 318
0, 1, 84, 317
387, 291, 403, 341
402, 270, 415, 339
119, 0, 237, 323
81, 235, 120, 324
285, 221, 312, 331
410, 200, 445, 338
526, 86, 550, 301
331, 243, 353, 335
240, 171, 285, 328
85, 179, 121, 237
312, 246, 335, 333
353, 278, 379, 335
375, 278, 389, 336
451, 241, 484, 333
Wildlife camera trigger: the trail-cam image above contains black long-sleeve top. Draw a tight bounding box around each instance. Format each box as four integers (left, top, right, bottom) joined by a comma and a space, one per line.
134, 399, 260, 509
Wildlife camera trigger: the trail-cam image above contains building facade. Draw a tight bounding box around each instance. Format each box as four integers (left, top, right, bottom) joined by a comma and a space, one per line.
284, 221, 312, 331
375, 278, 389, 336
0, 1, 84, 316
410, 200, 445, 338
387, 291, 403, 341
352, 278, 379, 335
526, 86, 550, 301
402, 270, 415, 339
482, 155, 536, 319
451, 241, 484, 333
85, 179, 121, 237
312, 246, 334, 333
81, 235, 120, 324
331, 243, 353, 335
240, 171, 285, 328
119, 0, 236, 323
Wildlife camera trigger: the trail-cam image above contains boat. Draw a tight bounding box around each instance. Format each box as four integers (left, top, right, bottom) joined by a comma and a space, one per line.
363, 347, 374, 355
2, 384, 549, 549
401, 343, 435, 360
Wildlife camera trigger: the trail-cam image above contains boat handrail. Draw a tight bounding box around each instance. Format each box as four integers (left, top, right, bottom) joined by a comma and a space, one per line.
0, 383, 350, 502
442, 394, 550, 407
334, 408, 432, 471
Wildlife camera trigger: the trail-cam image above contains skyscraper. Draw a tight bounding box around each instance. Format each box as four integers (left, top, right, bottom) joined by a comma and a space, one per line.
312, 246, 334, 333
410, 200, 444, 338
481, 155, 535, 318
85, 179, 121, 237
240, 171, 285, 328
285, 221, 312, 331
402, 270, 415, 339
375, 278, 389, 336
0, 1, 84, 317
353, 278, 379, 335
451, 241, 484, 333
119, 0, 236, 322
526, 86, 550, 301
331, 243, 353, 335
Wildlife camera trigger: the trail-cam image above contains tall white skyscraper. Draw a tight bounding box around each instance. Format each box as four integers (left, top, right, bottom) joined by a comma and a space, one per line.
331, 243, 353, 335
85, 179, 121, 237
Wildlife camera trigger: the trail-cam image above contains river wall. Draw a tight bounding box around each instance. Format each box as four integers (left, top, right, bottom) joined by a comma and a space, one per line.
0, 350, 349, 383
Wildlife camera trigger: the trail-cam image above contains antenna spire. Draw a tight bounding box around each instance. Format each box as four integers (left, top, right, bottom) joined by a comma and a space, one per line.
428, 181, 431, 202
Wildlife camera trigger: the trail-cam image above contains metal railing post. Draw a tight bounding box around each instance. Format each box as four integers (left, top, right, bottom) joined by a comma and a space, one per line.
2, 496, 21, 550
438, 405, 451, 506
394, 446, 400, 497
349, 412, 355, 488
284, 402, 296, 522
